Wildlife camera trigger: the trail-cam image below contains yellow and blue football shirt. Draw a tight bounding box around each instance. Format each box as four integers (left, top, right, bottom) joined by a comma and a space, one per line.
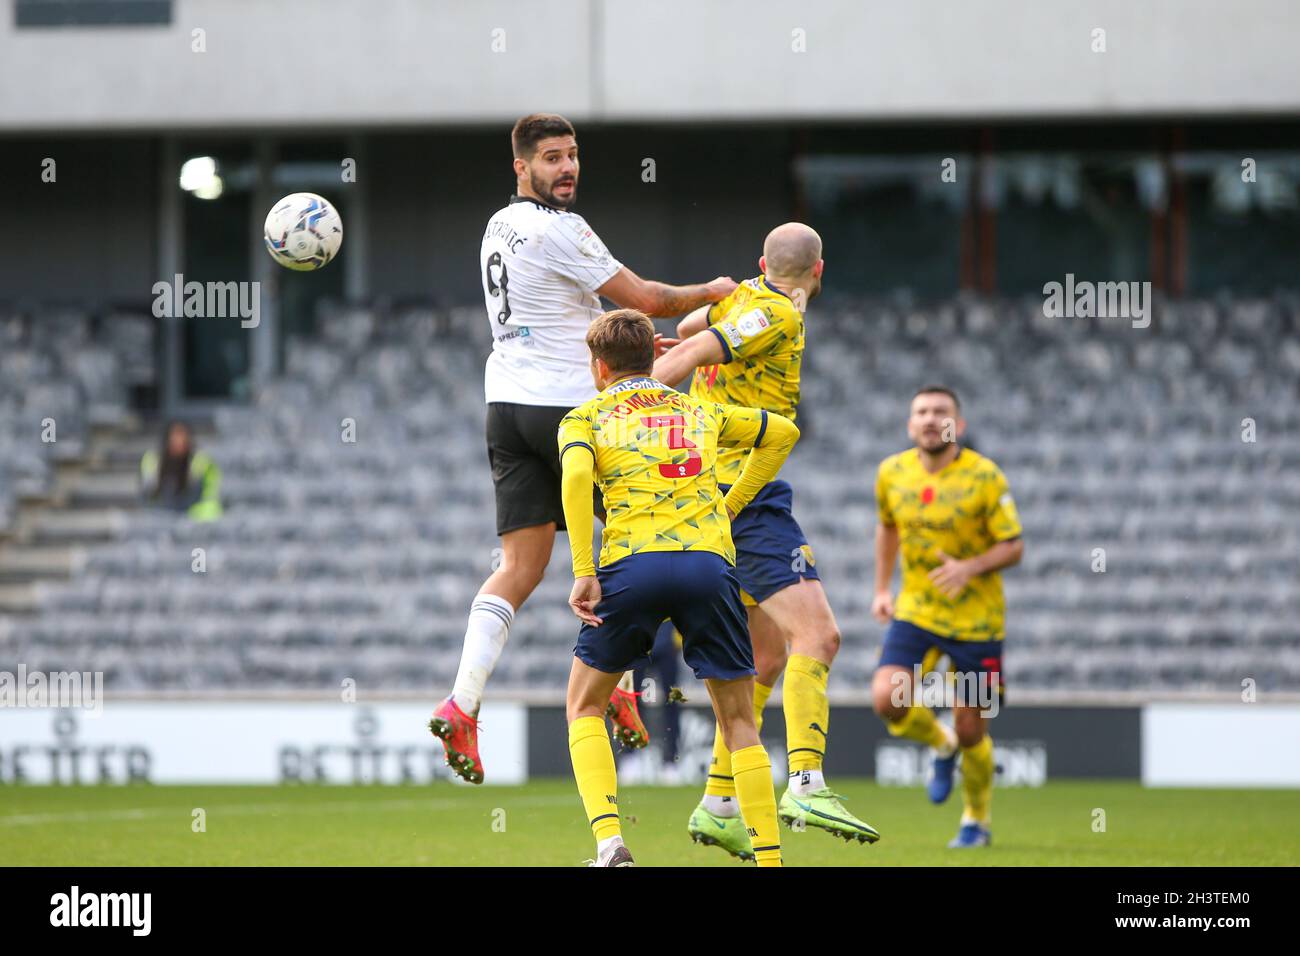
875, 447, 1022, 641
558, 376, 772, 573
688, 275, 804, 485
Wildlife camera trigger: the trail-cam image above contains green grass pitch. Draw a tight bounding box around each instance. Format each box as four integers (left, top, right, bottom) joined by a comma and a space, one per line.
3, 780, 1296, 866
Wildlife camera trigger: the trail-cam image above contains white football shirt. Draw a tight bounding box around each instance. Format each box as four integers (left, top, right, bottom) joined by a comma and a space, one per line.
479, 195, 623, 407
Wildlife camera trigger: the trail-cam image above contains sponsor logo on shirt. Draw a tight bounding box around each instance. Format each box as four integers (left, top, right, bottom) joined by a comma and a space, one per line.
722, 324, 744, 348
608, 376, 661, 393
496, 326, 531, 343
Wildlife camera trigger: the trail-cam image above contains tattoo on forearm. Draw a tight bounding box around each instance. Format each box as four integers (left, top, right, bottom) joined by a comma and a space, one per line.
651, 283, 711, 318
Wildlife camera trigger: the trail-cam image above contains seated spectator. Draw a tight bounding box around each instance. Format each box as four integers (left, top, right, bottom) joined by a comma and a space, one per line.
139, 421, 222, 522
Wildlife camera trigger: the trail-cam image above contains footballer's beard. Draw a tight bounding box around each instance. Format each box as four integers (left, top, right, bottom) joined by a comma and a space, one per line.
531, 171, 577, 210
917, 432, 952, 455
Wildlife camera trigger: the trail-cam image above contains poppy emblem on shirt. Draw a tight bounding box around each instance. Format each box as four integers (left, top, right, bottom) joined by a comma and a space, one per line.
921, 486, 935, 505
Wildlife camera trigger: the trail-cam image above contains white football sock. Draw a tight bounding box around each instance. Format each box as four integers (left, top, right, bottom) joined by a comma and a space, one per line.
703, 795, 740, 818
596, 834, 624, 859
788, 768, 826, 796
936, 721, 959, 759
450, 594, 515, 714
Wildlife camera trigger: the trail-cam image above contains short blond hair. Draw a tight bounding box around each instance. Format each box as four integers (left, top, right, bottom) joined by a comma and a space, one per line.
587, 309, 655, 375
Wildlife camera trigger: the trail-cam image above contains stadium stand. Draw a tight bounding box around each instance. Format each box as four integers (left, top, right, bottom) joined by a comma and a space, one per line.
0, 307, 152, 535
2, 296, 1298, 695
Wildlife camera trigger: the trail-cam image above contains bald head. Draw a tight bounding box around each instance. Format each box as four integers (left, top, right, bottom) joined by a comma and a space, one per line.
762, 222, 822, 280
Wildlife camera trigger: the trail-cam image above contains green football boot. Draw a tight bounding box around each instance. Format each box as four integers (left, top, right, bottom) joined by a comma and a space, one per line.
779, 788, 881, 844
687, 803, 755, 861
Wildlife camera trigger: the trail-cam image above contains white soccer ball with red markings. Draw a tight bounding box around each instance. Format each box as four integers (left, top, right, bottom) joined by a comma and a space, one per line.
263, 192, 343, 271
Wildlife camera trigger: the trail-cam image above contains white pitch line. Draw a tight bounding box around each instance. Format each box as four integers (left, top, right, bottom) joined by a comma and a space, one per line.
0, 793, 577, 827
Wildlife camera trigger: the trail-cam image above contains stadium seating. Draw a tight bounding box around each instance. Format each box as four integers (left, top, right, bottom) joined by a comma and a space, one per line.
0, 308, 150, 530
3, 296, 1298, 697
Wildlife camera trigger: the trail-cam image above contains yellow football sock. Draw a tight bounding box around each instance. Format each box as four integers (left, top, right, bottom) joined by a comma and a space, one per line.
784, 654, 830, 773
886, 705, 952, 751
753, 681, 773, 733
704, 682, 774, 799
568, 716, 621, 841
731, 744, 782, 867
960, 734, 994, 824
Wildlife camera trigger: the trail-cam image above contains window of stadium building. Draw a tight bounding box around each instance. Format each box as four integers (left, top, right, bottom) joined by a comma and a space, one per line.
796, 154, 969, 296
178, 148, 254, 400
15, 0, 172, 28
988, 154, 1153, 297
269, 142, 349, 351
1179, 151, 1300, 295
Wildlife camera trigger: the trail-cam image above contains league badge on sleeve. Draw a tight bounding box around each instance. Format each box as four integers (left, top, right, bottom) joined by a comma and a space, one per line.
735, 309, 770, 339
566, 217, 610, 260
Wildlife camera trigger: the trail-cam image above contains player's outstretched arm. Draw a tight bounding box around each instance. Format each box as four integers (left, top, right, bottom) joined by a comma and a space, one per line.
652, 326, 726, 387
598, 267, 736, 319
676, 305, 712, 338
721, 411, 799, 518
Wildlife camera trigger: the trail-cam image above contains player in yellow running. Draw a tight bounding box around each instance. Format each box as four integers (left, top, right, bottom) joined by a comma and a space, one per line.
654, 223, 880, 857
870, 386, 1024, 848
560, 308, 799, 867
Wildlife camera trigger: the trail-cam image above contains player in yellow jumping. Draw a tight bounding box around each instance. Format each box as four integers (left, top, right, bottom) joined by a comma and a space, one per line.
870, 386, 1024, 848
560, 308, 799, 866
654, 223, 880, 857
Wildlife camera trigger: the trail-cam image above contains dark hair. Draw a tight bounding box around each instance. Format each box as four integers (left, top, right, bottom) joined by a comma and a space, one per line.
587, 309, 655, 375
153, 420, 193, 498
913, 385, 961, 411
511, 113, 576, 159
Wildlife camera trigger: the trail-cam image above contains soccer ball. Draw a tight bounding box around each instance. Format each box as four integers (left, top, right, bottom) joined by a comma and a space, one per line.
263, 192, 343, 271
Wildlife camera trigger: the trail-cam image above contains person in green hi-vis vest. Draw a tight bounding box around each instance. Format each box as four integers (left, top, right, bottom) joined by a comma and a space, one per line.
139, 420, 223, 523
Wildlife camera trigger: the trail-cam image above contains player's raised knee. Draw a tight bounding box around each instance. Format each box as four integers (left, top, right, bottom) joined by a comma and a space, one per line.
819, 624, 842, 660
953, 707, 986, 748
792, 620, 839, 663
872, 667, 910, 721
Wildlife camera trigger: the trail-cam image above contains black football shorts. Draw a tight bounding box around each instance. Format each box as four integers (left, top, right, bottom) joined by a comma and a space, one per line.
488, 401, 602, 536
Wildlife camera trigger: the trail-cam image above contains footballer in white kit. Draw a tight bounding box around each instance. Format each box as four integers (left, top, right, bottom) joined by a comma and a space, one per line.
480, 193, 620, 410
430, 113, 738, 784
